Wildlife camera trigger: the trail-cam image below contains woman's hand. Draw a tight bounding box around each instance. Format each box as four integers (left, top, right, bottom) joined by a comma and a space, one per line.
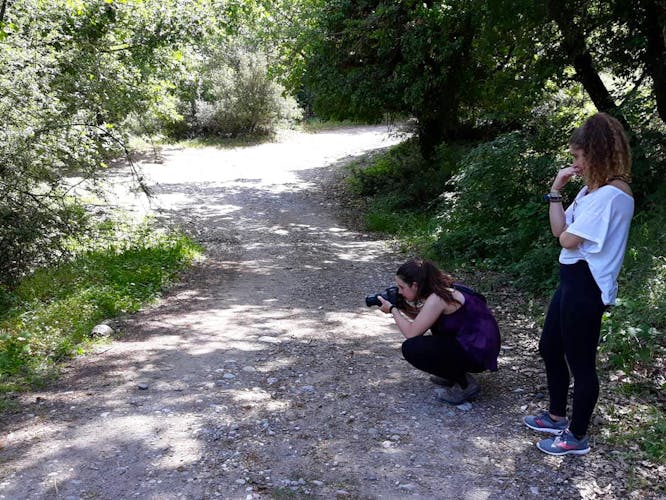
377, 296, 393, 314
552, 166, 577, 192
381, 293, 448, 339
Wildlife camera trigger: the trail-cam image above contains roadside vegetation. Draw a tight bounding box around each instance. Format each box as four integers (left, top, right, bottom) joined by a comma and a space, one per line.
0, 1, 299, 394
0, 220, 201, 398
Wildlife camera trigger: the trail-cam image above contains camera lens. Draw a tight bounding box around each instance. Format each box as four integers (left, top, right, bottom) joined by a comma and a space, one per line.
365, 295, 380, 307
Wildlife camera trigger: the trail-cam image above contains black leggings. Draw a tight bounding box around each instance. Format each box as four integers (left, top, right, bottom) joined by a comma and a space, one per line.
402, 335, 484, 388
540, 261, 606, 437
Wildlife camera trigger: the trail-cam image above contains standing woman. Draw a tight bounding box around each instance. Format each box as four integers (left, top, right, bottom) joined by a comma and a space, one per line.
524, 112, 634, 455
377, 258, 501, 405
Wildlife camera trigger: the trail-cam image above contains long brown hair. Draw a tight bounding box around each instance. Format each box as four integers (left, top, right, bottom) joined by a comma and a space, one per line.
396, 258, 458, 304
569, 112, 632, 190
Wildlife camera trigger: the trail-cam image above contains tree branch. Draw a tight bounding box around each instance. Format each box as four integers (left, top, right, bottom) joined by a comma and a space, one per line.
0, 0, 7, 25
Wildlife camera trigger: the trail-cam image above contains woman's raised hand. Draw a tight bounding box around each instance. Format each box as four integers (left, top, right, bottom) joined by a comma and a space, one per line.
552, 166, 577, 192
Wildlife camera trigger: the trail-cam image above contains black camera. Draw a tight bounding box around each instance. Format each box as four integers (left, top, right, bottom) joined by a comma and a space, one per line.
365, 285, 403, 307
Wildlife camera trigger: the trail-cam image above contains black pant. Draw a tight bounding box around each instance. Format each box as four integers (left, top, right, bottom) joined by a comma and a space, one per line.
540, 261, 606, 437
402, 335, 484, 388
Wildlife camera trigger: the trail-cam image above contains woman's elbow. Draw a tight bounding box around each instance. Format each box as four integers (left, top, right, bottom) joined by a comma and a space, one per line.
403, 328, 425, 339
559, 232, 582, 249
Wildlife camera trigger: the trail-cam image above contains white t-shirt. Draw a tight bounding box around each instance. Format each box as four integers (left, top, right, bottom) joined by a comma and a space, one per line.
559, 185, 634, 305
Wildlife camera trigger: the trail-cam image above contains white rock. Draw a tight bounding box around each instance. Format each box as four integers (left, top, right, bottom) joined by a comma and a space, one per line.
91, 324, 114, 337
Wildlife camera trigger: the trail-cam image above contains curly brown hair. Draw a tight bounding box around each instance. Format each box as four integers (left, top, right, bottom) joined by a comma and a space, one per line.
569, 112, 632, 190
396, 258, 458, 304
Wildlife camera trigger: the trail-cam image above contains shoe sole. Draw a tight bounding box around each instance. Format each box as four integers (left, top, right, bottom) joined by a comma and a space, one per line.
523, 421, 567, 435
536, 442, 590, 456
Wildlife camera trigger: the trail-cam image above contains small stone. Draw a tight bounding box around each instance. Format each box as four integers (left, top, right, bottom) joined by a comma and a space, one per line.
258, 336, 281, 344
137, 383, 149, 390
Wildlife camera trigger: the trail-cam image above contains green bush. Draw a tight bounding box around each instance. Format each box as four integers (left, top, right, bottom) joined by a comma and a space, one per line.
344, 139, 461, 252
0, 221, 202, 385
347, 138, 458, 210
194, 50, 302, 137
0, 194, 89, 289
600, 185, 666, 371
433, 131, 565, 292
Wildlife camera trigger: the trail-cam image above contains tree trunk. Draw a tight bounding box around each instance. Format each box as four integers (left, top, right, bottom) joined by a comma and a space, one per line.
546, 0, 632, 132
641, 0, 666, 124
417, 10, 474, 161
416, 113, 449, 161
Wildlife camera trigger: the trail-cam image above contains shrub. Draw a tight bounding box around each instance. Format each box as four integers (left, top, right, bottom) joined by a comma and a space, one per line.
600, 185, 666, 372
347, 138, 457, 210
0, 192, 89, 289
194, 51, 302, 137
433, 131, 564, 292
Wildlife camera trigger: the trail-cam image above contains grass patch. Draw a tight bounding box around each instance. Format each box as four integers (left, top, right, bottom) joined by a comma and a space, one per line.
601, 399, 666, 464
127, 133, 275, 152
365, 201, 440, 256
0, 219, 202, 392
298, 117, 365, 133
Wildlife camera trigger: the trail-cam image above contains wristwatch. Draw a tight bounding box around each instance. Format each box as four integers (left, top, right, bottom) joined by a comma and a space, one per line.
544, 193, 562, 203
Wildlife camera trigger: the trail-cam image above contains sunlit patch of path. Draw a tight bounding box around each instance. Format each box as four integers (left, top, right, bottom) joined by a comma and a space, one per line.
106, 126, 406, 220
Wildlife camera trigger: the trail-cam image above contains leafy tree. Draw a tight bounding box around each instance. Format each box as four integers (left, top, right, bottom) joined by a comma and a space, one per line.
0, 0, 210, 287
293, 1, 560, 159
542, 0, 666, 201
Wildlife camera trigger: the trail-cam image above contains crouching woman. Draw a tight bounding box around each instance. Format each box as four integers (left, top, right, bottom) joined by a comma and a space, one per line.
378, 258, 501, 404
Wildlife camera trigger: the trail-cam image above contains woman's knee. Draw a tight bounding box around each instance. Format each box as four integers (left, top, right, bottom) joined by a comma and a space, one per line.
401, 337, 421, 361
538, 333, 561, 362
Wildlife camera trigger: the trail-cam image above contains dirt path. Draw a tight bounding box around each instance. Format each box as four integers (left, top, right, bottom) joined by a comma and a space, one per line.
0, 126, 659, 499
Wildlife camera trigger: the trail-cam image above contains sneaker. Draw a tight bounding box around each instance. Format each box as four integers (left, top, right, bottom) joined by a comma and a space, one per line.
523, 411, 569, 435
435, 374, 480, 404
429, 375, 455, 387
536, 429, 590, 456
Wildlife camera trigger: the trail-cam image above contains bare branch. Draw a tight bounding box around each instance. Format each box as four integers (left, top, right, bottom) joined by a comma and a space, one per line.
0, 0, 7, 25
